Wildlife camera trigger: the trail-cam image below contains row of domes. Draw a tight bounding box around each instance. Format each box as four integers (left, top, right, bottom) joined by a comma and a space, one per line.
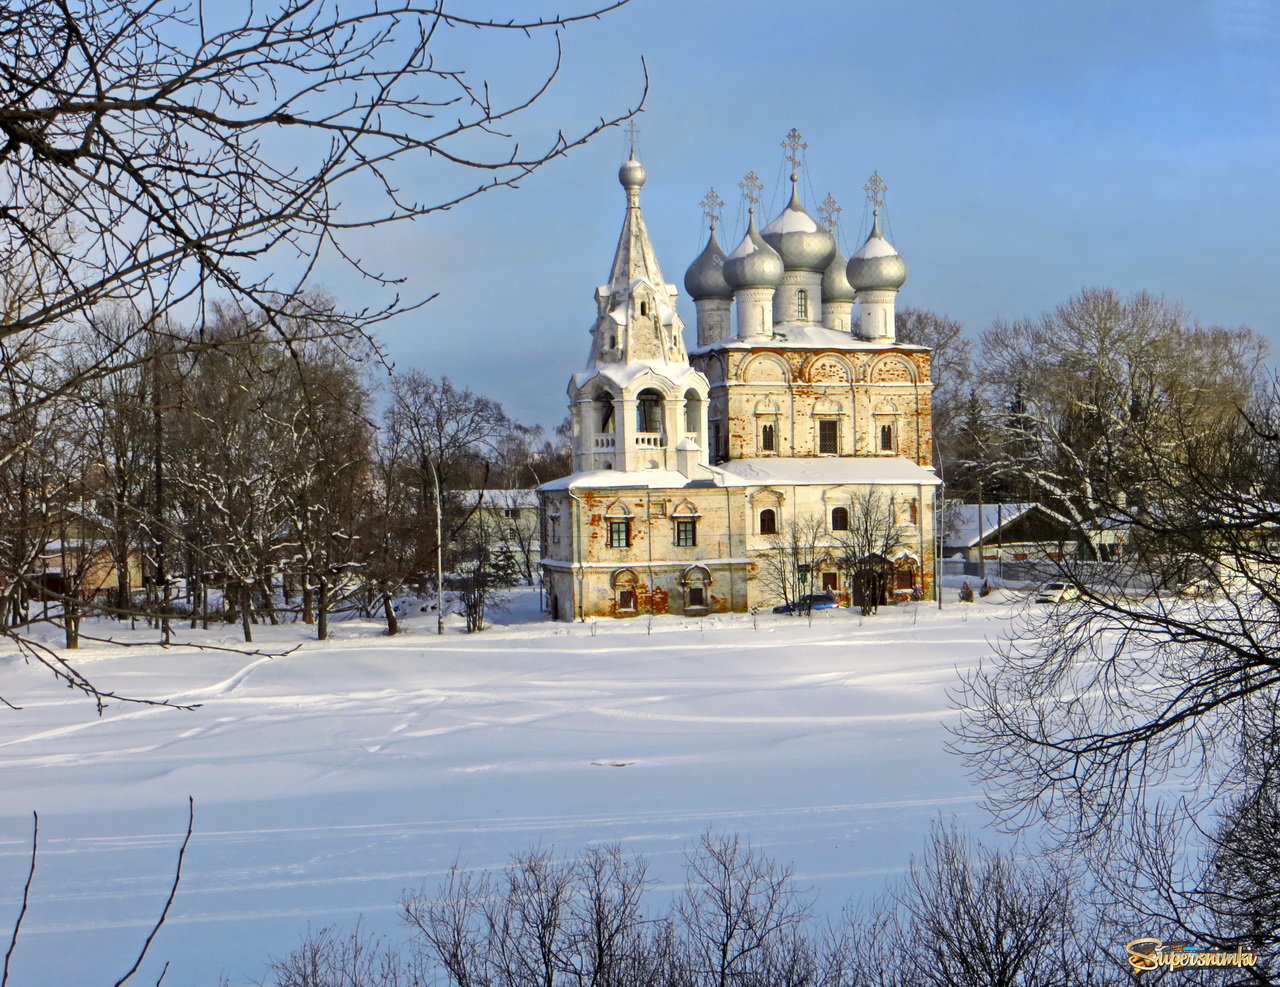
682, 175, 907, 301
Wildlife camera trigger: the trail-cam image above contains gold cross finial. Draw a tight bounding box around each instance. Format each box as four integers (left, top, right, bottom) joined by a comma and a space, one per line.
624, 119, 640, 155
864, 171, 888, 212
818, 193, 842, 232
700, 187, 724, 230
739, 171, 764, 210
781, 128, 808, 175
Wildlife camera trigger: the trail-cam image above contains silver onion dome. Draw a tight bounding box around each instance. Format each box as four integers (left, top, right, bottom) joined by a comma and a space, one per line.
846, 213, 907, 291
723, 211, 784, 290
618, 153, 647, 192
684, 227, 732, 300
821, 245, 855, 303
761, 179, 837, 273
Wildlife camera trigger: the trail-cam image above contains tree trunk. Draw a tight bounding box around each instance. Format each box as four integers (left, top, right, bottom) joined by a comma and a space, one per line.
64, 601, 79, 649
382, 590, 399, 636
239, 585, 253, 642
317, 577, 328, 640
302, 582, 314, 624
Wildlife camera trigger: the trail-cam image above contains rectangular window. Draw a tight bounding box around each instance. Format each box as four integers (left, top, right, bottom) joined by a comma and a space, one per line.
618, 589, 636, 611
822, 572, 838, 592
818, 419, 839, 454
608, 519, 631, 549
675, 518, 697, 547
761, 423, 775, 452
687, 586, 706, 608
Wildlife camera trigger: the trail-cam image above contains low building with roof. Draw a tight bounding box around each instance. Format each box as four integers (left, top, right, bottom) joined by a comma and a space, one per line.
539, 135, 939, 619
942, 502, 1077, 566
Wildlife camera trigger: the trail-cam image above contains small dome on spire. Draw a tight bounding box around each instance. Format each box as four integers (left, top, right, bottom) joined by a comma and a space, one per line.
761, 177, 836, 273
724, 211, 784, 290
619, 152, 647, 192
846, 212, 907, 291
684, 227, 732, 300
822, 244, 856, 303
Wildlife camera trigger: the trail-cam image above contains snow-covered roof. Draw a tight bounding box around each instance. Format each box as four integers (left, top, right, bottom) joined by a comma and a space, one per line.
572, 359, 703, 392
944, 502, 1051, 548
461, 489, 539, 509
691, 322, 929, 354
717, 457, 941, 487
539, 466, 724, 492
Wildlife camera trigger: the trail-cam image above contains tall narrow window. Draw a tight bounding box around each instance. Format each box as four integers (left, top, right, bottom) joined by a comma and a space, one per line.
597, 394, 615, 433
608, 519, 631, 549
831, 506, 849, 531
880, 423, 895, 452
796, 288, 809, 320
761, 423, 775, 452
818, 419, 839, 454
759, 508, 777, 535
637, 390, 663, 433
640, 300, 649, 316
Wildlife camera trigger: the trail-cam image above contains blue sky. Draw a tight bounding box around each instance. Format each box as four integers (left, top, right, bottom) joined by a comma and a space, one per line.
318, 0, 1280, 431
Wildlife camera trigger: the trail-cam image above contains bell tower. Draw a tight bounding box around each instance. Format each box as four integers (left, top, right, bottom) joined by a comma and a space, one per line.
568, 149, 710, 475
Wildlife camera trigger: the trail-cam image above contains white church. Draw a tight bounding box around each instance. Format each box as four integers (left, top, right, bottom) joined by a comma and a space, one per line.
538, 133, 940, 620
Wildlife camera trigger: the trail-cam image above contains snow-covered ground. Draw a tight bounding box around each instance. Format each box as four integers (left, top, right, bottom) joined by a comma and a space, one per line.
0, 590, 1021, 986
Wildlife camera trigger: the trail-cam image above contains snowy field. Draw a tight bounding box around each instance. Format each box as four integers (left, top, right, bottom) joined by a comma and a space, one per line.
0, 590, 1021, 986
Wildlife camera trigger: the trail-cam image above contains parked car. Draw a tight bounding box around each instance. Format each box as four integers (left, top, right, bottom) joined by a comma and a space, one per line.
1034, 581, 1080, 604
773, 593, 841, 614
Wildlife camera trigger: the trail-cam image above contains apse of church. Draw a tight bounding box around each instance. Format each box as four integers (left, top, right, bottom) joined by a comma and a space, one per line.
539, 130, 940, 621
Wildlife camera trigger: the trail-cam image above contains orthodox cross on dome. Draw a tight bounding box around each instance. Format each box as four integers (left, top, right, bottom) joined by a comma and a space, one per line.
700, 187, 724, 230
624, 118, 641, 155
863, 171, 888, 213
780, 128, 808, 177
818, 193, 842, 232
739, 171, 764, 211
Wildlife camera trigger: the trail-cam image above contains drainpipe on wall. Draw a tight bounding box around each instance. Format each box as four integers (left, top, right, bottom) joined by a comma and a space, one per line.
568, 488, 586, 621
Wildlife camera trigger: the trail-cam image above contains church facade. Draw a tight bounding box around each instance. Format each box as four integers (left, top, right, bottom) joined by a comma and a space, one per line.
539, 139, 939, 620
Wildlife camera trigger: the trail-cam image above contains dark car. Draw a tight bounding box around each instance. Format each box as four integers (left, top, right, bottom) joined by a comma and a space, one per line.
773, 593, 841, 614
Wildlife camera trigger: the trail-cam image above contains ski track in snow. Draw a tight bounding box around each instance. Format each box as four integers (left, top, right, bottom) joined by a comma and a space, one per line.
0, 593, 1013, 986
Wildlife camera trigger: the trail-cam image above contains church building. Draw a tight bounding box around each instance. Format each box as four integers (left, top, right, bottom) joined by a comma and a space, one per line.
539, 133, 940, 620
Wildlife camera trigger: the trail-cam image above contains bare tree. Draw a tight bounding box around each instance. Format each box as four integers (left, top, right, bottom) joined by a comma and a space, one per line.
954, 380, 1280, 974
262, 922, 422, 987
678, 832, 812, 987
849, 822, 1121, 987
897, 307, 973, 481
976, 288, 1267, 522
755, 515, 827, 611
384, 372, 520, 633
833, 491, 907, 615
0, 0, 639, 700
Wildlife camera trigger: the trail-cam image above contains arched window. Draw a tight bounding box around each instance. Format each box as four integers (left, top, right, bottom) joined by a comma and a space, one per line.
761, 423, 775, 452
596, 393, 615, 433
831, 506, 849, 531
636, 389, 663, 433
683, 389, 702, 434
640, 300, 649, 316
611, 569, 639, 613
796, 288, 809, 320
681, 565, 712, 614
759, 508, 777, 535
879, 423, 895, 452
